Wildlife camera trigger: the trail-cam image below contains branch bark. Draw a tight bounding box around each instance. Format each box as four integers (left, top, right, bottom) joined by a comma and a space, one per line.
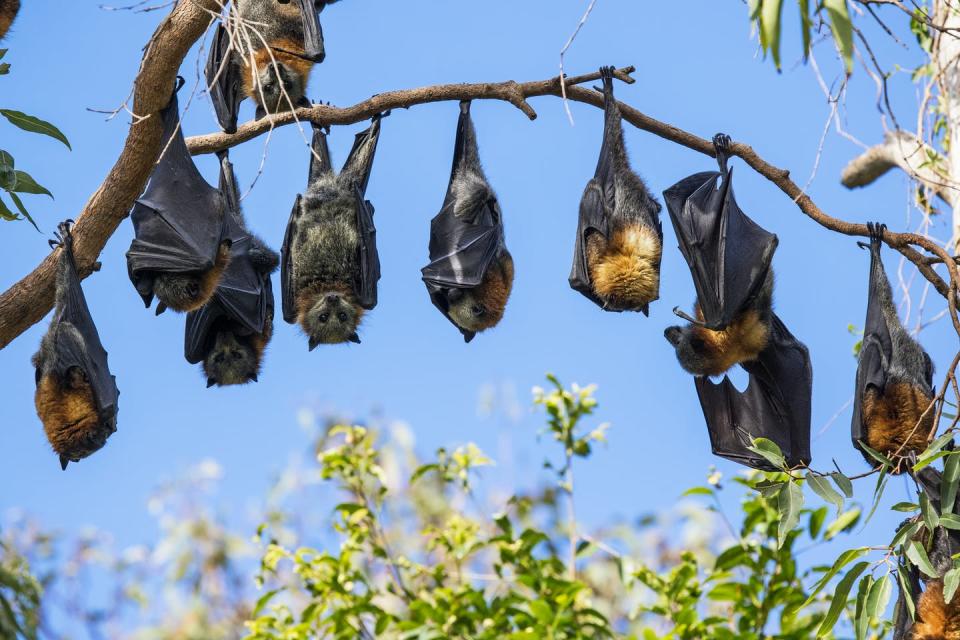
184, 66, 638, 154
841, 130, 956, 207
0, 0, 222, 350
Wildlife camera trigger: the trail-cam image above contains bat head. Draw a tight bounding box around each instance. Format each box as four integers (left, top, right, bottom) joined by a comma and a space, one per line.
299, 289, 364, 349
444, 251, 514, 336
152, 242, 231, 313
664, 324, 732, 378
203, 330, 262, 387
247, 43, 312, 116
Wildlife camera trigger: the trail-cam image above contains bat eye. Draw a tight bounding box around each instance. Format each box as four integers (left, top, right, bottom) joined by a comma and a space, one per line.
690, 337, 706, 351
188, 282, 200, 298
471, 305, 485, 317
337, 312, 347, 322
214, 354, 225, 364
319, 313, 329, 323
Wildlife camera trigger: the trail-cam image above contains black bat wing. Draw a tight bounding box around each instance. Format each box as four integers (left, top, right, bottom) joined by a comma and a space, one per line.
851, 232, 895, 451
280, 194, 302, 325
126, 88, 227, 307
569, 67, 624, 308
355, 194, 380, 310
205, 23, 244, 135
49, 234, 119, 421
664, 167, 778, 329
184, 211, 270, 363
695, 314, 812, 470
293, 0, 325, 63
568, 179, 611, 308
340, 118, 384, 309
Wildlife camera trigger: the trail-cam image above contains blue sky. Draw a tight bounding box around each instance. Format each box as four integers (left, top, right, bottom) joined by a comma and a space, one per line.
0, 0, 946, 583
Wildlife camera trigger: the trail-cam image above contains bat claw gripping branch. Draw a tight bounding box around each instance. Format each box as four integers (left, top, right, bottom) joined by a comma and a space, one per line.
712, 133, 732, 174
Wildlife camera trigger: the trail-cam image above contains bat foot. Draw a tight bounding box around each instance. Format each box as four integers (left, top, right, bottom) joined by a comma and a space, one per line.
712, 133, 731, 151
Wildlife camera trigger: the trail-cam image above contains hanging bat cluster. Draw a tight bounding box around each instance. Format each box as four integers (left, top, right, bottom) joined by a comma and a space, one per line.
851, 223, 936, 472
33, 222, 119, 470
185, 151, 279, 387
27, 55, 943, 494
0, 0, 19, 41
421, 101, 514, 342
569, 66, 662, 315
892, 467, 960, 638
281, 116, 384, 349
206, 0, 331, 133
662, 134, 812, 471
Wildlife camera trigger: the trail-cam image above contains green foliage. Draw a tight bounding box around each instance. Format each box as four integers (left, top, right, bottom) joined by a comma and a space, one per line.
5, 377, 960, 638
748, 0, 854, 72
0, 539, 41, 640
0, 48, 70, 230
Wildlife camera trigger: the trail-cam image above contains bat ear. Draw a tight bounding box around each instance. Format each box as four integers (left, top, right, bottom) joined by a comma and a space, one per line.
462, 331, 476, 344
155, 303, 167, 316
249, 373, 259, 383
59, 456, 69, 471
206, 378, 217, 388
308, 337, 320, 352
348, 333, 361, 344
640, 304, 650, 317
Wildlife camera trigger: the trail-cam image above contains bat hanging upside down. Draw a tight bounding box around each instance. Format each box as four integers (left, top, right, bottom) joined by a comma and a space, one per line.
421, 101, 515, 342
33, 221, 120, 470
281, 116, 385, 349
852, 222, 936, 470
664, 134, 777, 377
569, 66, 663, 315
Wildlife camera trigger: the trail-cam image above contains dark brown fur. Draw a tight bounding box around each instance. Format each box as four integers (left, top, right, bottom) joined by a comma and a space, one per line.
914, 580, 960, 640
862, 382, 935, 467
0, 0, 20, 41
34, 373, 101, 460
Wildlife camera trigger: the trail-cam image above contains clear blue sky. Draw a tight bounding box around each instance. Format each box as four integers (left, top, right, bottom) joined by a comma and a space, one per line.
0, 0, 943, 579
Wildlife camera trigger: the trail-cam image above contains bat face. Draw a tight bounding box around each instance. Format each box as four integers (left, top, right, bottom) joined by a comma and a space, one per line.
444, 251, 513, 334
298, 289, 364, 348
203, 330, 262, 387
664, 307, 770, 377
244, 44, 312, 115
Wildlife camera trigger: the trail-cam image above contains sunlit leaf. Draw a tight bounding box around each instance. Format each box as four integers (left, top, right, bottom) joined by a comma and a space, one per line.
0, 109, 71, 149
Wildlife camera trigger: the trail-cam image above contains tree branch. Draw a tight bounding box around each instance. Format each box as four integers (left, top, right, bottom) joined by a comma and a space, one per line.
0, 0, 222, 350
841, 130, 955, 207
184, 66, 638, 155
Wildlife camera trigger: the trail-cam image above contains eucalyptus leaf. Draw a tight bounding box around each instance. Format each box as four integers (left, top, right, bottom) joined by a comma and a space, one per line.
0, 110, 71, 149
